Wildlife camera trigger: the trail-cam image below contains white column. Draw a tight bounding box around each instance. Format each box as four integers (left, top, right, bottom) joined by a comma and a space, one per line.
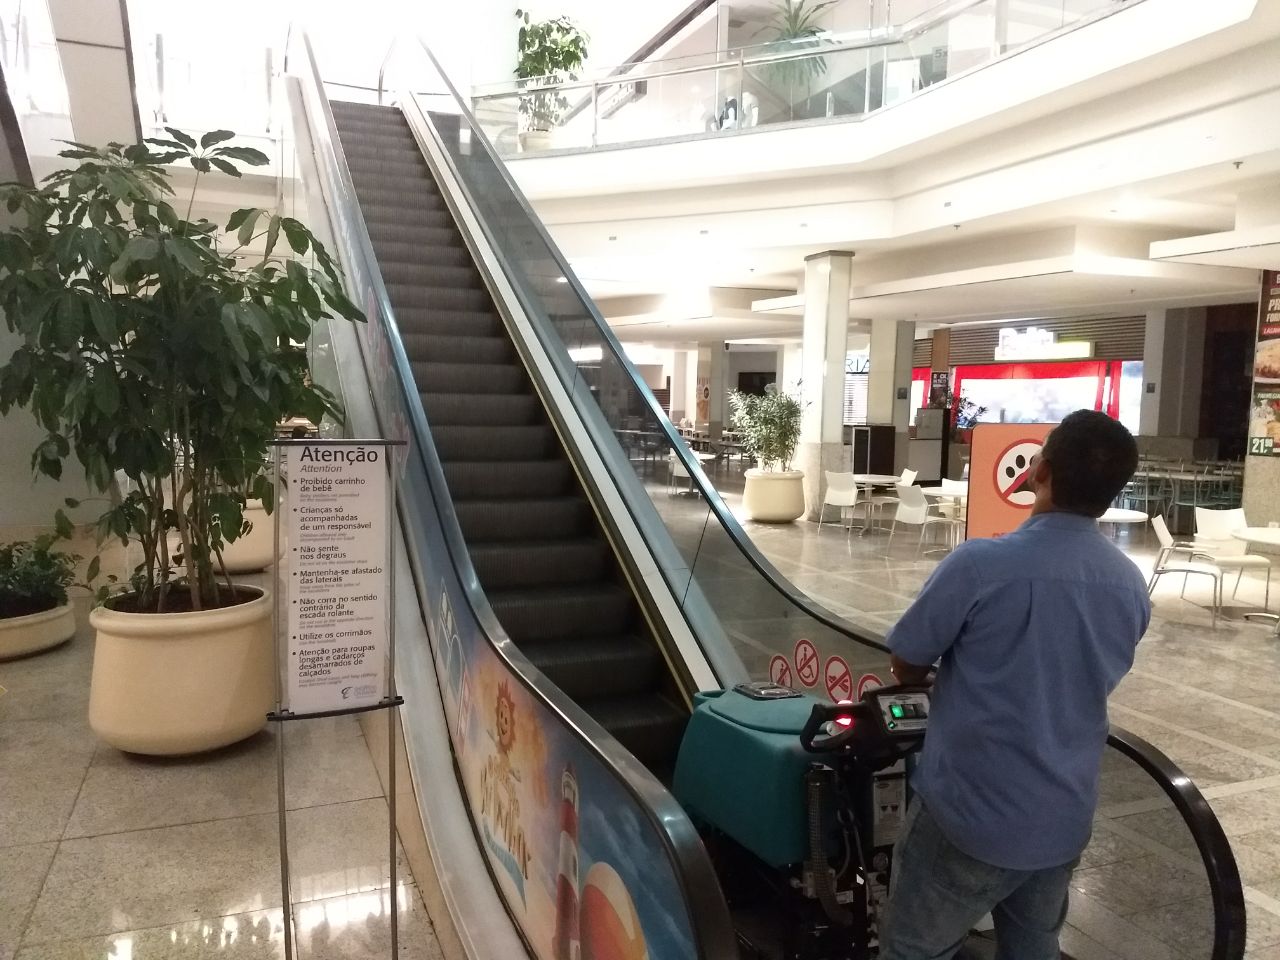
868, 317, 916, 470
796, 252, 854, 520
1140, 308, 1206, 438
47, 0, 140, 147
696, 342, 728, 437
670, 349, 691, 422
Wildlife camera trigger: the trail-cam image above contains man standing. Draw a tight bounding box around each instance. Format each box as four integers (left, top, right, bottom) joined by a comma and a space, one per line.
881, 410, 1151, 960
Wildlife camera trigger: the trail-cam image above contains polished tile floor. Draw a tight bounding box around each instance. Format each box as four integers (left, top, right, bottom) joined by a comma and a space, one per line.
0, 600, 442, 960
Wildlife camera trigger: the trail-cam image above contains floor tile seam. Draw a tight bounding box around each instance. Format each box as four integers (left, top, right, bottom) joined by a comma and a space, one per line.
13, 840, 61, 952
1109, 704, 1280, 770
55, 793, 392, 844
16, 880, 422, 950
1126, 669, 1280, 723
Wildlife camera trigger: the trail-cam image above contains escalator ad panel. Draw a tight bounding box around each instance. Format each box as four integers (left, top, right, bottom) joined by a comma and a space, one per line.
431, 571, 698, 960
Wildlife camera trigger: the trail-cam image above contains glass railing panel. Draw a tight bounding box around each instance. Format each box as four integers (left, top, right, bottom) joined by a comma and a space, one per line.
0, 0, 72, 178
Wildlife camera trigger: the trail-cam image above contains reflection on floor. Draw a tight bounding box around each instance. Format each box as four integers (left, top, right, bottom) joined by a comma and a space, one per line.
0, 591, 442, 960
685, 461, 1280, 960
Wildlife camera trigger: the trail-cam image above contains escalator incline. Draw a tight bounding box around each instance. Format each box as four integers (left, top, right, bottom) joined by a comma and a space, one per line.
330, 100, 687, 775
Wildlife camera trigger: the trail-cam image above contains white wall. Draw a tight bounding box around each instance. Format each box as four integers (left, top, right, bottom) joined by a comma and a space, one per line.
727, 348, 778, 391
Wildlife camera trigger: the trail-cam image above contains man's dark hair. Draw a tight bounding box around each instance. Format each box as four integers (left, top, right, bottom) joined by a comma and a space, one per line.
1040, 410, 1139, 517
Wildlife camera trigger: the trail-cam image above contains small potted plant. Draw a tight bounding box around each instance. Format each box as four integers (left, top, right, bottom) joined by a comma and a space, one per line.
0, 536, 78, 659
514, 8, 589, 151
0, 130, 362, 754
730, 383, 806, 522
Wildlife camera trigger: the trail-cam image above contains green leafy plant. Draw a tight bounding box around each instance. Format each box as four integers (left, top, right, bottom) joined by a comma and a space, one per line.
0, 130, 364, 613
754, 0, 836, 120
0, 536, 78, 619
730, 383, 804, 471
514, 9, 589, 133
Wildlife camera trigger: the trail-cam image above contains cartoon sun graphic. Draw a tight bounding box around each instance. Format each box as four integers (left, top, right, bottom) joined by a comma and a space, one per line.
495, 680, 517, 755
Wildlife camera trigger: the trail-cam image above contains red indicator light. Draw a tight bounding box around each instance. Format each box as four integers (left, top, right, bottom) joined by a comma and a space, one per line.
834, 715, 854, 728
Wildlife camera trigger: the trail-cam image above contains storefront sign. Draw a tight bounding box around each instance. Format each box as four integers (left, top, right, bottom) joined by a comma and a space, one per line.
1248, 270, 1280, 457
284, 443, 389, 714
967, 423, 1056, 539
994, 327, 1093, 362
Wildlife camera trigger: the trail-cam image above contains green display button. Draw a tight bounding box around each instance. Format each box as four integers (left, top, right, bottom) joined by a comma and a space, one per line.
890, 704, 905, 719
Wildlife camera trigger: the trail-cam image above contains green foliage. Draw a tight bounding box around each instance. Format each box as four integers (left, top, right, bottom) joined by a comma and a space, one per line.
0, 536, 78, 619
514, 9, 589, 131
755, 0, 836, 119
0, 132, 364, 612
729, 383, 804, 472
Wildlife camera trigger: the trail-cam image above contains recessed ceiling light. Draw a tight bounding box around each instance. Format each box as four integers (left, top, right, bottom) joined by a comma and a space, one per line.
699, 229, 709, 235
555, 277, 568, 284
799, 222, 808, 228
608, 235, 617, 241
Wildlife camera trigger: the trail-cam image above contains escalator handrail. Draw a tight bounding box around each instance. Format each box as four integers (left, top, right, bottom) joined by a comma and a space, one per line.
405, 33, 892, 656
1106, 723, 1246, 960
288, 30, 739, 960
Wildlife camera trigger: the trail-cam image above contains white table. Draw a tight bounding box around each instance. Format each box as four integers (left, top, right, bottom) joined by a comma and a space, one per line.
920, 486, 968, 550
853, 474, 901, 486
1100, 508, 1148, 524
1231, 528, 1280, 635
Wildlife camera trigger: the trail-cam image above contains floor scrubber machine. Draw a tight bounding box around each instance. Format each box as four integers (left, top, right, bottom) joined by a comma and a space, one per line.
673, 681, 931, 960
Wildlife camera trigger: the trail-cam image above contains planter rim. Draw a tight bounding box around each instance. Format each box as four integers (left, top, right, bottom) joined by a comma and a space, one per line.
744, 468, 805, 480
90, 585, 269, 636
0, 602, 73, 629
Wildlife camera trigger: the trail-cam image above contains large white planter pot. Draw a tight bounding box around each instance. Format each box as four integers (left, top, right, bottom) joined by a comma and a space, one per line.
742, 469, 806, 523
520, 129, 552, 152
220, 500, 278, 573
88, 587, 274, 755
0, 604, 76, 659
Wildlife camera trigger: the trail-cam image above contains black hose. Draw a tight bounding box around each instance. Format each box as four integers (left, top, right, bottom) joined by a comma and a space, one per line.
807, 765, 853, 927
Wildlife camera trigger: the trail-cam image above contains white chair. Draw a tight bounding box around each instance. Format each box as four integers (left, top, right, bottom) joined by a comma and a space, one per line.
1149, 515, 1222, 626
1191, 508, 1270, 605
867, 468, 919, 527
935, 478, 968, 520
887, 484, 962, 549
818, 472, 866, 535
667, 452, 692, 495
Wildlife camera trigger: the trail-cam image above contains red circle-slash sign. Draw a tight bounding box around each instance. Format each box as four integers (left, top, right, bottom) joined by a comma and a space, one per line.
794, 638, 820, 687
825, 656, 853, 702
769, 655, 792, 687
857, 673, 884, 698
993, 439, 1043, 508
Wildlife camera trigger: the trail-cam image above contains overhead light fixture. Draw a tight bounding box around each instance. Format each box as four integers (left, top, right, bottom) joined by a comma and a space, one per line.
555, 277, 568, 284
699, 229, 709, 235
608, 235, 618, 241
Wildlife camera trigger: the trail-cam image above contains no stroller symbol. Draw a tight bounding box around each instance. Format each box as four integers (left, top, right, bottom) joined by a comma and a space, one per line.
769, 655, 792, 687
794, 638, 820, 687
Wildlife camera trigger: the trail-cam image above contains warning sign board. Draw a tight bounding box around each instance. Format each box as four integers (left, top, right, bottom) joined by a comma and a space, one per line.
794, 638, 820, 687
769, 655, 792, 687
825, 656, 853, 702
857, 673, 885, 698
967, 423, 1056, 540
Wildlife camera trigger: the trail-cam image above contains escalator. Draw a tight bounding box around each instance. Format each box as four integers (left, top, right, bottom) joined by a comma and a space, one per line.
331, 101, 689, 779
284, 30, 1247, 960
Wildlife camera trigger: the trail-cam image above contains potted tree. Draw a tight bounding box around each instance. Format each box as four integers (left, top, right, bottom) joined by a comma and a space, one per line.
514, 8, 589, 151
754, 0, 836, 122
0, 131, 362, 754
730, 384, 806, 522
0, 536, 78, 659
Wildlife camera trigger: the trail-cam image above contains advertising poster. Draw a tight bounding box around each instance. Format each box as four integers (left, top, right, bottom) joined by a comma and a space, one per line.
966, 422, 1056, 540
1248, 270, 1280, 457
432, 579, 698, 960
284, 443, 389, 714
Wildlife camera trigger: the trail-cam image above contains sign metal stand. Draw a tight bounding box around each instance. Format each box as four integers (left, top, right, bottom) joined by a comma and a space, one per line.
267, 437, 405, 960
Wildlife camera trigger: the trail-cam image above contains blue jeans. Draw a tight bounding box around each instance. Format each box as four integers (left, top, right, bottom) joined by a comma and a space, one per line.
880, 800, 1078, 960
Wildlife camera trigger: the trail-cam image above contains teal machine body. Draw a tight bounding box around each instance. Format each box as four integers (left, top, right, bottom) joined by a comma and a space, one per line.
673, 687, 823, 868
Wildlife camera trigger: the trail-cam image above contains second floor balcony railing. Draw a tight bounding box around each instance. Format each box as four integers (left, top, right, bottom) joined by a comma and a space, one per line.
469, 0, 1138, 157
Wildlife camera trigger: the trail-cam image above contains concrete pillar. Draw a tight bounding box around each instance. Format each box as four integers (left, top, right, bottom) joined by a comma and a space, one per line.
1139, 307, 1206, 438
868, 317, 916, 469
778, 342, 804, 394
696, 342, 727, 437
47, 0, 141, 148
796, 252, 854, 520
671, 349, 691, 422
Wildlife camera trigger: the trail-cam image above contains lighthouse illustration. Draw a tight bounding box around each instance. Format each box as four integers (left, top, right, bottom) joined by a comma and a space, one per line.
552, 765, 581, 960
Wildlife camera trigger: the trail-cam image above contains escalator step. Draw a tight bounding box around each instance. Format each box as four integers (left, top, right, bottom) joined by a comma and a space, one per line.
453, 497, 592, 542
366, 223, 459, 252
380, 262, 480, 291
523, 634, 662, 701
351, 171, 445, 197
388, 283, 492, 311
488, 583, 633, 642
420, 392, 538, 426
402, 333, 512, 366
359, 204, 456, 231
371, 240, 471, 269
442, 460, 572, 499
470, 538, 609, 589
432, 424, 556, 461
400, 307, 504, 338
410, 360, 527, 394
581, 694, 688, 771
353, 187, 446, 213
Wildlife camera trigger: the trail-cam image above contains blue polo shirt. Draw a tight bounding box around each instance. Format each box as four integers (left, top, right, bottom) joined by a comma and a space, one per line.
887, 512, 1150, 870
